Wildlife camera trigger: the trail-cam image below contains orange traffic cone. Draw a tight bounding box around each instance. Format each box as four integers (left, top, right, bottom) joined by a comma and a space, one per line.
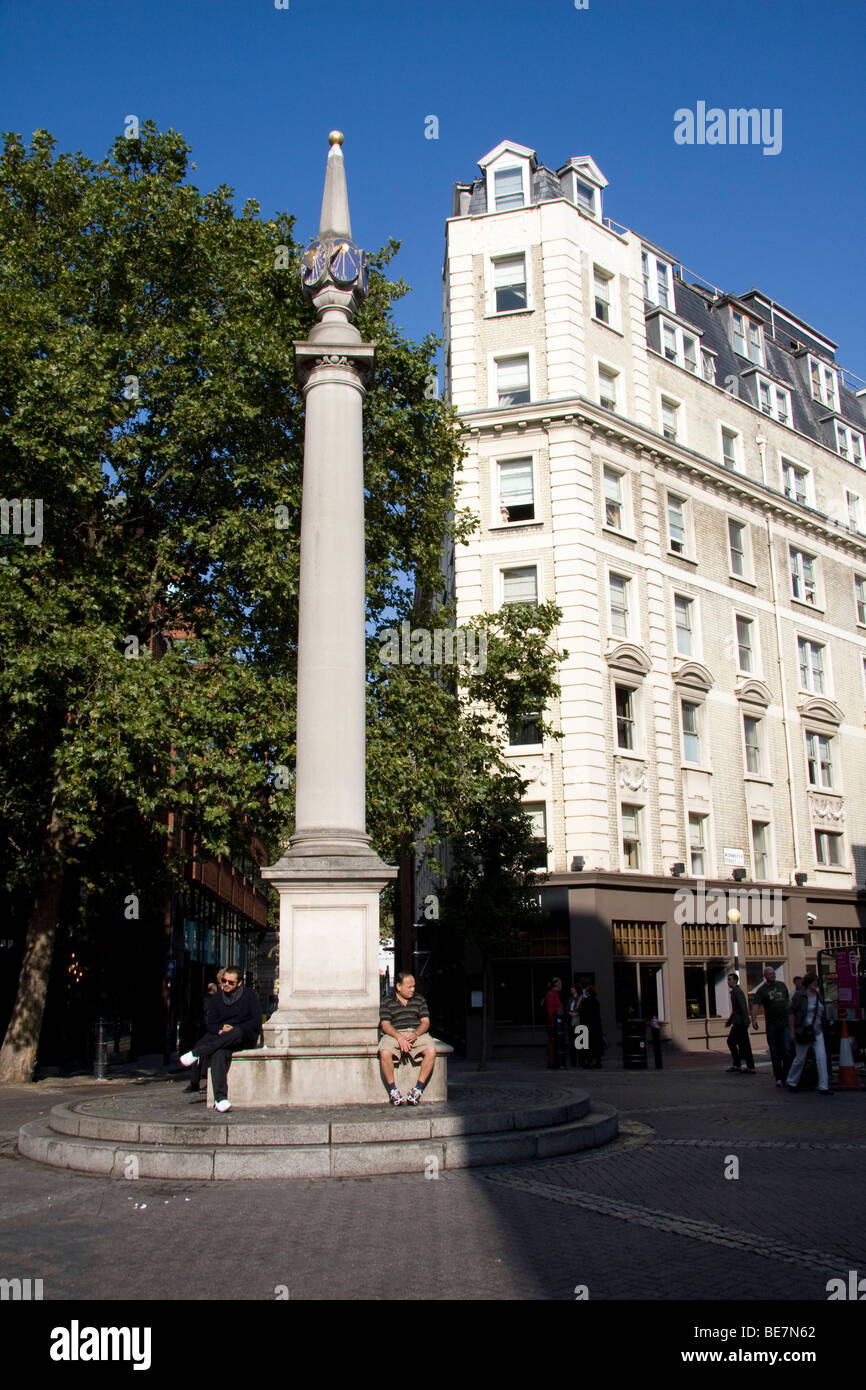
835, 1019, 861, 1091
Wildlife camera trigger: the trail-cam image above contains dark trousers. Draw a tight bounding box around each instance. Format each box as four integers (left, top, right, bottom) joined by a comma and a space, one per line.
727, 1022, 754, 1069
192, 1027, 252, 1101
766, 1024, 792, 1081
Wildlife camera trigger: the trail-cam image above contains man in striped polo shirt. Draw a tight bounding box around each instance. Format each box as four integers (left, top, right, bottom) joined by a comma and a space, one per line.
378, 971, 437, 1105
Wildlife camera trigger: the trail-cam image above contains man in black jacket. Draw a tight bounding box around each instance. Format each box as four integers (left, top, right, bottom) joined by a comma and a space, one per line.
179, 966, 261, 1112
725, 971, 755, 1073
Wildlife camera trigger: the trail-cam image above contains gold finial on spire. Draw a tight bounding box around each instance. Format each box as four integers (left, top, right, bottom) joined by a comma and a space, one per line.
328, 131, 344, 147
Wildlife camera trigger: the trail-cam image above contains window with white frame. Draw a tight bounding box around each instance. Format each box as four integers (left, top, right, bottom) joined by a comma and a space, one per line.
502, 564, 538, 606
735, 615, 755, 673
660, 319, 698, 372
667, 494, 688, 554
661, 397, 680, 442
497, 457, 535, 524
615, 684, 636, 751
782, 459, 810, 505
808, 356, 840, 412
805, 729, 834, 789
847, 492, 862, 532
674, 594, 694, 657
598, 365, 618, 412
790, 547, 817, 605
728, 519, 747, 577
855, 575, 866, 625
603, 466, 625, 530
681, 700, 701, 763
576, 179, 597, 216
642, 250, 673, 309
508, 713, 542, 748
609, 572, 631, 638
757, 377, 792, 426
702, 349, 716, 384
836, 421, 865, 466
621, 804, 642, 869
688, 813, 708, 876
496, 354, 530, 406
721, 427, 740, 469
798, 637, 826, 693
494, 166, 525, 211
524, 802, 548, 869
752, 821, 770, 879
743, 715, 763, 776
815, 829, 843, 867
593, 266, 614, 324
492, 254, 527, 314
732, 310, 764, 365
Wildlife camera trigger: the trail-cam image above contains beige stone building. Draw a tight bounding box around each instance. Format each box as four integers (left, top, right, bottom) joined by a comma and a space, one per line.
442, 139, 866, 1055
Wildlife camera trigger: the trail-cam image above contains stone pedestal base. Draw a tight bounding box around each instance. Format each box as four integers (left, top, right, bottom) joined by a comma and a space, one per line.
207, 1040, 452, 1109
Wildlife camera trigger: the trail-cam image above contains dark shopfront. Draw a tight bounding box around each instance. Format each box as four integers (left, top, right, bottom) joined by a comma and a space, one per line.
543, 871, 866, 1054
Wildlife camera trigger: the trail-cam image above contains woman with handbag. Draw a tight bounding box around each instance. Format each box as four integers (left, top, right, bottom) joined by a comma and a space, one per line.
786, 972, 832, 1095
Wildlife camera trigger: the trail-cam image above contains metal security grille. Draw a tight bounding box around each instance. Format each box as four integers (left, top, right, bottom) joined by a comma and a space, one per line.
743, 926, 786, 956
682, 924, 728, 958
824, 927, 863, 949
613, 921, 665, 957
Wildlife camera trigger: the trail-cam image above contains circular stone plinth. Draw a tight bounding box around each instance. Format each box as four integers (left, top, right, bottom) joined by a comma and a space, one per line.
17, 1078, 618, 1180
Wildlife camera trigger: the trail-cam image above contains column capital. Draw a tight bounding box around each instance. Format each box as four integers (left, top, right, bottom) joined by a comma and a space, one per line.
293, 340, 375, 390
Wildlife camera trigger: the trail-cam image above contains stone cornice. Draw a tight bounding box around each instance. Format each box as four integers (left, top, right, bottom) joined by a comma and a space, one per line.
457, 397, 866, 556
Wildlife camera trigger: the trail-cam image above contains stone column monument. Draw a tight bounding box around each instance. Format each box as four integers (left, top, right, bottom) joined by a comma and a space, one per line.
229, 134, 446, 1106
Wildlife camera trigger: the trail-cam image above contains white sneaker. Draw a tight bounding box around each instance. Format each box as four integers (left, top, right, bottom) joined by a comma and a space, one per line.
179, 1051, 197, 1067
214, 1099, 232, 1113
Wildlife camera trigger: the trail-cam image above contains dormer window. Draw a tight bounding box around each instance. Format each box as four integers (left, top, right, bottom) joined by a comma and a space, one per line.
494, 166, 525, 210
732, 310, 764, 366
479, 141, 535, 218
576, 179, 597, 216
757, 376, 792, 427
660, 319, 699, 373
808, 355, 840, 412
836, 421, 865, 466
642, 250, 673, 309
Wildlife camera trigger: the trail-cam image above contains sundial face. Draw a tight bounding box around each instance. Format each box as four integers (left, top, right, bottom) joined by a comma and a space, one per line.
300, 242, 329, 289
330, 240, 363, 286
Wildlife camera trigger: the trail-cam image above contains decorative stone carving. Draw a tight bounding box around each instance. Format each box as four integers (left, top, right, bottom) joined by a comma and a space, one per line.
615, 757, 648, 793
809, 794, 845, 824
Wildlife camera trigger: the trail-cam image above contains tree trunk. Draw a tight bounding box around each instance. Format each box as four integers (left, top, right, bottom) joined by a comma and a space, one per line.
0, 801, 71, 1085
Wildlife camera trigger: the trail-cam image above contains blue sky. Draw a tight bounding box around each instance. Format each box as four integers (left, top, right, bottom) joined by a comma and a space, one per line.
2, 0, 866, 377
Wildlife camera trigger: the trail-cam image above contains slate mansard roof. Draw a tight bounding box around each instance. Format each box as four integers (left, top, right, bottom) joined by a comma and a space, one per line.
667, 279, 866, 442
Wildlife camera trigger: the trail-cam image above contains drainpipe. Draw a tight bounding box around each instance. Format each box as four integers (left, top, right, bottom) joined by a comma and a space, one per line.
755, 433, 768, 488
765, 515, 801, 876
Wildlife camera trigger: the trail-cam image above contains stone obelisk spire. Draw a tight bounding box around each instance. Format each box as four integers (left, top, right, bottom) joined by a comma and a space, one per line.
253, 134, 400, 1105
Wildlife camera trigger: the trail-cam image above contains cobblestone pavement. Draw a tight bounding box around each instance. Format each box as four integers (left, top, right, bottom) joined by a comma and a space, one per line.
0, 1058, 863, 1303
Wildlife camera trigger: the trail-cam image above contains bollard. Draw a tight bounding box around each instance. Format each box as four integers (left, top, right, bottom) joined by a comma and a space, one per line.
93, 1017, 110, 1080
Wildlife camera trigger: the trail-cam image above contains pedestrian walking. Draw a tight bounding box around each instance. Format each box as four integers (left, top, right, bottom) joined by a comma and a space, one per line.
750, 966, 791, 1087
786, 972, 833, 1095
725, 972, 755, 1073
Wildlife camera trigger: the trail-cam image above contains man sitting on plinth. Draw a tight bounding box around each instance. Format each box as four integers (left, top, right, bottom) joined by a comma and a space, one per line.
179, 965, 261, 1113
378, 971, 436, 1106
